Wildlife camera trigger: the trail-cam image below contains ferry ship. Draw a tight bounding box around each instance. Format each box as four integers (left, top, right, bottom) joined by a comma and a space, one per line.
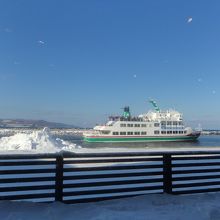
83, 100, 201, 142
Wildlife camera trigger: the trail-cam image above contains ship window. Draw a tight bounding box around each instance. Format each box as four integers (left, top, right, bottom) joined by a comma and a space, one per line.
167, 131, 172, 134
161, 131, 166, 134
120, 132, 126, 135
120, 124, 126, 127
179, 131, 183, 134
167, 121, 172, 126
141, 124, 146, 127
154, 130, 160, 134
112, 132, 119, 135
161, 121, 166, 126
127, 124, 133, 127
134, 124, 140, 127
134, 132, 140, 135
154, 123, 160, 127
173, 121, 178, 126
101, 131, 110, 134
184, 130, 187, 134
178, 122, 183, 126
173, 131, 178, 134
141, 131, 147, 135
127, 132, 133, 135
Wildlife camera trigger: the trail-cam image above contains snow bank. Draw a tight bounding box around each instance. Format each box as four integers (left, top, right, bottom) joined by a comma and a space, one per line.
0, 127, 80, 153
1, 192, 220, 220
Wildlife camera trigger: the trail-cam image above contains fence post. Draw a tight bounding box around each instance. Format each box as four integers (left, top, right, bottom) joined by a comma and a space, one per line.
163, 153, 172, 194
55, 153, 64, 202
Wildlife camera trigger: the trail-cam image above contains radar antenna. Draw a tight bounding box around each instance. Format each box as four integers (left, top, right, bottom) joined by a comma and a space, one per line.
149, 99, 160, 112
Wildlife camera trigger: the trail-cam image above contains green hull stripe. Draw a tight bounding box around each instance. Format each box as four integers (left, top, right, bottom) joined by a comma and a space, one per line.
83, 136, 199, 143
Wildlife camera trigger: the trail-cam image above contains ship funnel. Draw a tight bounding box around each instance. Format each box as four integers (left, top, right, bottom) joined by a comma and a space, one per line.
123, 106, 131, 118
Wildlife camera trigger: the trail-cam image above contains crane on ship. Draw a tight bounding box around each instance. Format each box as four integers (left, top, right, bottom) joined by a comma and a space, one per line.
149, 99, 160, 112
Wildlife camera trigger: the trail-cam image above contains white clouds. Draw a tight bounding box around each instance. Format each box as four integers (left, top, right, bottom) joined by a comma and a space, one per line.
187, 17, 193, 23
133, 74, 137, 78
38, 40, 45, 45
197, 78, 202, 83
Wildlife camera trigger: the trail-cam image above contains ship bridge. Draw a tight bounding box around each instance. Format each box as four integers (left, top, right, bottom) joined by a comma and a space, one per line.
139, 110, 183, 122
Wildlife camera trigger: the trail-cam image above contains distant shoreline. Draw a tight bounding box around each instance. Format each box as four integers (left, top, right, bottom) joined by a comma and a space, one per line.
202, 130, 220, 135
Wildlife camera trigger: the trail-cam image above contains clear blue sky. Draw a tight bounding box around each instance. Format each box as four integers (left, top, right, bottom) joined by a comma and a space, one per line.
0, 0, 219, 128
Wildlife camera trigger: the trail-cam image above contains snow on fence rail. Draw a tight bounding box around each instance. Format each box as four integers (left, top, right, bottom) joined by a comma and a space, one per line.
1, 150, 220, 203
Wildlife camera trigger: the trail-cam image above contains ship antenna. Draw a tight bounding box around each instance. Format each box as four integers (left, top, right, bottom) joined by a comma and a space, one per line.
149, 99, 160, 112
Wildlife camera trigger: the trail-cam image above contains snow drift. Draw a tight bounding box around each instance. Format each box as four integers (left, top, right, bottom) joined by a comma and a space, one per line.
0, 127, 80, 153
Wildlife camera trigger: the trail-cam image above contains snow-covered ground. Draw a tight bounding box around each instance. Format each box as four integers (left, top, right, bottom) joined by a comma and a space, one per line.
1, 192, 220, 220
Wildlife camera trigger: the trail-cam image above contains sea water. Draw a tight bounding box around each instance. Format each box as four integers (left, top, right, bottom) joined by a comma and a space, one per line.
59, 134, 220, 150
